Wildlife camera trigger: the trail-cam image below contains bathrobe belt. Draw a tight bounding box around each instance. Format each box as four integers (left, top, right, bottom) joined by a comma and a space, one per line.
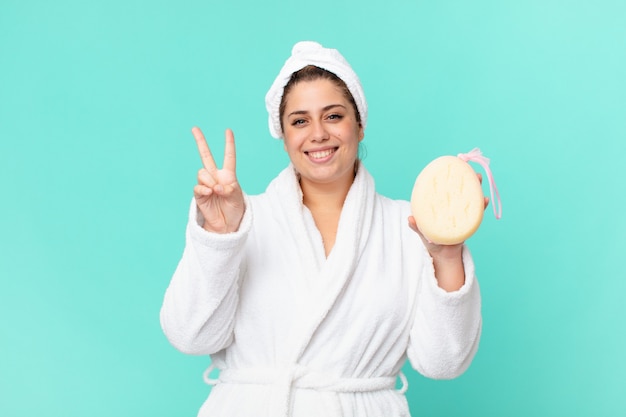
204, 364, 408, 416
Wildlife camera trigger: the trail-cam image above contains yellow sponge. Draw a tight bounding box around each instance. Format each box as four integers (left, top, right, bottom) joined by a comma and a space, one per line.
410, 156, 483, 245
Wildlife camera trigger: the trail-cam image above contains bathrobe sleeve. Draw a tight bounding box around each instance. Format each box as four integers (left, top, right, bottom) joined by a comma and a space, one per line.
160, 197, 252, 355
407, 245, 482, 379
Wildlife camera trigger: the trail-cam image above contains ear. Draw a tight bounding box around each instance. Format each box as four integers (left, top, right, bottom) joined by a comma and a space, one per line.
358, 124, 365, 142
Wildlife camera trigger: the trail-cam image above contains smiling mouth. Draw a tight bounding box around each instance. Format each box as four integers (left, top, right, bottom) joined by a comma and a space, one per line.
306, 148, 337, 159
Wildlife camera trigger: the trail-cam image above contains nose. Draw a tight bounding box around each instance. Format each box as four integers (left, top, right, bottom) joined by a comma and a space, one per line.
310, 120, 329, 142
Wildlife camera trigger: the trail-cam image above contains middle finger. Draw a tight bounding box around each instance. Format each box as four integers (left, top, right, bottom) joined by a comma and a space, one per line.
192, 126, 218, 173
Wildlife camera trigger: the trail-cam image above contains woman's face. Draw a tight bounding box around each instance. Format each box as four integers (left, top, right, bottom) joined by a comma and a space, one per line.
281, 78, 364, 188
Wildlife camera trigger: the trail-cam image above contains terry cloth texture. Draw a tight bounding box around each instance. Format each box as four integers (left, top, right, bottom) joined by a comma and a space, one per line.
160, 162, 482, 417
265, 41, 368, 139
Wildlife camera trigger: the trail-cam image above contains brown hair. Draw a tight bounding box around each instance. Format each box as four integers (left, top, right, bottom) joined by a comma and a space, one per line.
278, 65, 362, 133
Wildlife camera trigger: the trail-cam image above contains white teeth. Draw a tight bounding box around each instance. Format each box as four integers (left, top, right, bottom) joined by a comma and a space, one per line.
308, 149, 335, 159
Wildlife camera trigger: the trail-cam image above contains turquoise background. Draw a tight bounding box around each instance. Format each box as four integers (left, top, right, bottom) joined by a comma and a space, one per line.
1, 0, 625, 415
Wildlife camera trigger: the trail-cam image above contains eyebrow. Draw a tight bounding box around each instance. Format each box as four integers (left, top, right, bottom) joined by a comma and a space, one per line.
287, 104, 347, 118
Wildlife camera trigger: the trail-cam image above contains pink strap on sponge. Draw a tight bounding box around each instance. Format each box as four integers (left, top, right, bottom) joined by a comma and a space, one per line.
457, 148, 502, 219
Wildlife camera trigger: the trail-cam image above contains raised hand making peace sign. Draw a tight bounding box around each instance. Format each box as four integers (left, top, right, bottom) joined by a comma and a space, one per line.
192, 127, 245, 234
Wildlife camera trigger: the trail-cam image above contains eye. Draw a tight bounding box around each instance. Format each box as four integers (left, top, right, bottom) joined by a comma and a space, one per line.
327, 113, 344, 121
291, 118, 306, 126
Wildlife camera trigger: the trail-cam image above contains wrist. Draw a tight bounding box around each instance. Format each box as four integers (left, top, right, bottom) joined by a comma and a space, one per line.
430, 245, 465, 292
428, 243, 463, 262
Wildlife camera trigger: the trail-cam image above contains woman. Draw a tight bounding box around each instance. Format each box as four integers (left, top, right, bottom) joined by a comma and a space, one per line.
161, 41, 484, 417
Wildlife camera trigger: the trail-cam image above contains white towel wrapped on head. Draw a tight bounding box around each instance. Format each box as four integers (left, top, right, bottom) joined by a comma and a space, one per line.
264, 41, 368, 139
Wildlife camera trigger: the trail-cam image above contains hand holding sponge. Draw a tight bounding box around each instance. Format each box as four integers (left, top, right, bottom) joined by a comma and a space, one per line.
410, 148, 501, 245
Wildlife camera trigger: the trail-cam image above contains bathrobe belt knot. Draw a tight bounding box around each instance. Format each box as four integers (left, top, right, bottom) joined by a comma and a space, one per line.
204, 364, 407, 416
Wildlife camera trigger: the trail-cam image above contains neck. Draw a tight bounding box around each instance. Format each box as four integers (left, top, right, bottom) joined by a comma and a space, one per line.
300, 165, 357, 211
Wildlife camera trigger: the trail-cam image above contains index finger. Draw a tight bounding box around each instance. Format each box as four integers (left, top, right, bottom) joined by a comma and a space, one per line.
223, 128, 236, 173
192, 126, 217, 172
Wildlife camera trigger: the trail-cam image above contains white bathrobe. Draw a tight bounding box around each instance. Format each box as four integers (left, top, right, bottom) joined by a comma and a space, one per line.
160, 163, 482, 417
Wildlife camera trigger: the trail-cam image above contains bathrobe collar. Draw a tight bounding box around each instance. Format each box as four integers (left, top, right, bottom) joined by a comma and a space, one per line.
266, 161, 376, 363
